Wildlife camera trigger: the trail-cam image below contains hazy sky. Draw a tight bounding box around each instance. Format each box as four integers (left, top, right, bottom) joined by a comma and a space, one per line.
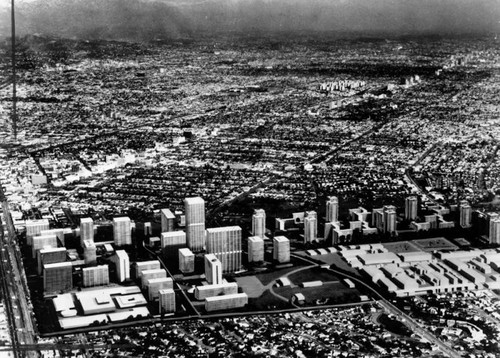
1, 0, 499, 40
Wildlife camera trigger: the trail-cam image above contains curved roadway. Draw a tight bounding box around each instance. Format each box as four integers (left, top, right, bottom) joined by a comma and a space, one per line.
291, 253, 461, 358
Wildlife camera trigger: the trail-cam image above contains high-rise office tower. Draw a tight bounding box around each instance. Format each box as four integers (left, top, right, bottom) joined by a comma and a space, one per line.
384, 208, 397, 234
304, 211, 318, 242
32, 234, 58, 259
373, 205, 397, 234
161, 231, 186, 253
37, 247, 67, 275
204, 253, 223, 285
273, 236, 290, 263
206, 226, 242, 273
144, 222, 152, 236
326, 196, 339, 223
40, 228, 66, 246
405, 196, 418, 221
25, 219, 50, 246
43, 262, 73, 293
179, 248, 195, 273
459, 200, 472, 228
252, 209, 266, 238
82, 265, 109, 287
159, 289, 176, 313
247, 236, 264, 263
113, 217, 132, 246
83, 240, 97, 265
161, 209, 176, 232
147, 277, 173, 300
113, 250, 130, 282
135, 260, 161, 278
184, 197, 206, 251
80, 217, 94, 245
489, 217, 500, 245
141, 269, 167, 289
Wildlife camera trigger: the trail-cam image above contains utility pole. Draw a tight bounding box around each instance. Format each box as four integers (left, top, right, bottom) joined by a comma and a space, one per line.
11, 0, 17, 141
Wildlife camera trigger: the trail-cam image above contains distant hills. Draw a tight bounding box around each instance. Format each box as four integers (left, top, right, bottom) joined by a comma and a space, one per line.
0, 0, 498, 41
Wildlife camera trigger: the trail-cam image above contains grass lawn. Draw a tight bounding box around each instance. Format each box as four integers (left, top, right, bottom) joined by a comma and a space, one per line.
254, 264, 307, 286
274, 281, 360, 303
287, 267, 340, 285
248, 289, 290, 311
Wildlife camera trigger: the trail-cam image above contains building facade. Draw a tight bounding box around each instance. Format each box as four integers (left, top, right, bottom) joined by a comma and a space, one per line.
113, 217, 132, 246
251, 209, 266, 239
184, 197, 206, 251
326, 196, 339, 223
206, 226, 242, 273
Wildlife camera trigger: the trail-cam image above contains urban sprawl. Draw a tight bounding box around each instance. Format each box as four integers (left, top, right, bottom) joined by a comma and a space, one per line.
0, 34, 499, 357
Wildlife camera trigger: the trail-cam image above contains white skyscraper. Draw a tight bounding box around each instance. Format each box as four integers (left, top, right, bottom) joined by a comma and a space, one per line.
326, 196, 339, 223
160, 208, 176, 232
252, 209, 266, 238
204, 253, 223, 285
384, 208, 397, 234
273, 236, 290, 263
179, 248, 195, 274
159, 289, 176, 314
113, 250, 130, 282
373, 205, 397, 234
247, 236, 264, 263
459, 200, 472, 228
304, 211, 318, 242
206, 226, 242, 273
184, 197, 206, 251
113, 217, 132, 246
80, 217, 94, 244
489, 217, 500, 245
405, 196, 418, 221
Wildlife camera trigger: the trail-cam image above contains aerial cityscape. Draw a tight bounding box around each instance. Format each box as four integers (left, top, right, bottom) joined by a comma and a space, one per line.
1, 0, 500, 357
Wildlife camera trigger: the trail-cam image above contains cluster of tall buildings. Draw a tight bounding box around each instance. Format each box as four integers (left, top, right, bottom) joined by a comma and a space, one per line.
372, 206, 397, 234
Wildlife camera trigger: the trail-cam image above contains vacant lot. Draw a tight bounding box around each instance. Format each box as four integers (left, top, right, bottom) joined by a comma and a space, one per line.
413, 237, 458, 252
383, 241, 421, 254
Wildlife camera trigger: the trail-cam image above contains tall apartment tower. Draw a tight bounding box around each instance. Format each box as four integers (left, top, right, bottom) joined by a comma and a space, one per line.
247, 236, 264, 263
273, 236, 290, 263
25, 219, 50, 246
326, 196, 339, 223
159, 289, 176, 314
179, 248, 195, 274
304, 211, 318, 242
405, 196, 418, 221
160, 209, 176, 232
80, 217, 94, 244
384, 208, 397, 234
83, 240, 97, 265
373, 205, 397, 234
489, 217, 500, 245
113, 217, 132, 246
206, 226, 242, 273
32, 234, 58, 259
204, 253, 223, 285
82, 265, 109, 287
459, 200, 472, 228
113, 250, 130, 282
43, 262, 73, 293
161, 231, 187, 261
252, 209, 266, 238
184, 197, 206, 251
